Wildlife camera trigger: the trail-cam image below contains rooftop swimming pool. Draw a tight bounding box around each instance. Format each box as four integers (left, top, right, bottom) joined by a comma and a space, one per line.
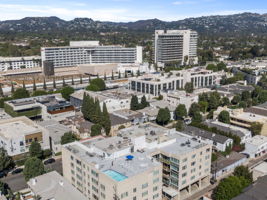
104, 170, 128, 181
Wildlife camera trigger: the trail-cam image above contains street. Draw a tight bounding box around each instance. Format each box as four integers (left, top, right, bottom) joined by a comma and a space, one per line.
0, 159, 62, 192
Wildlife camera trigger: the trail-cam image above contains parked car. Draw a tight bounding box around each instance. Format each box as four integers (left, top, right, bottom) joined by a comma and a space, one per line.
11, 168, 23, 175
44, 158, 56, 165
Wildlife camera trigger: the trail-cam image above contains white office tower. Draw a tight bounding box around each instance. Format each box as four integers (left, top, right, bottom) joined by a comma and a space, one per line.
41, 41, 143, 68
154, 30, 198, 65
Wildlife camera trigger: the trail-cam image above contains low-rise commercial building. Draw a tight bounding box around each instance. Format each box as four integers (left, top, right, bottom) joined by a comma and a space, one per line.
0, 56, 41, 71
70, 88, 149, 112
128, 68, 223, 96
215, 83, 254, 100
242, 135, 267, 158
0, 116, 49, 158
4, 94, 75, 121
213, 107, 267, 135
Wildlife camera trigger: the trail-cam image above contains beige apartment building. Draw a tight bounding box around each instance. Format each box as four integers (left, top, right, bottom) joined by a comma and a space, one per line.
62, 123, 212, 200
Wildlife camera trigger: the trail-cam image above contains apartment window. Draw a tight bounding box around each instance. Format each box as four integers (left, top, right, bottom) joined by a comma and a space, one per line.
182, 158, 187, 162
20, 141, 24, 146
76, 159, 81, 165
142, 183, 148, 189
153, 178, 159, 184
205, 155, 210, 160
142, 191, 148, 197
92, 185, 98, 193
91, 170, 99, 178
121, 192, 128, 199
206, 148, 210, 152
191, 176, 195, 180
191, 168, 196, 173
182, 172, 187, 177
200, 151, 203, 155
182, 165, 187, 170
133, 197, 136, 200
192, 154, 196, 159
133, 188, 137, 193
153, 170, 159, 176
100, 193, 105, 199
182, 180, 186, 185
91, 178, 98, 185
153, 186, 158, 192
153, 193, 159, 199
100, 184, 105, 191
191, 161, 196, 166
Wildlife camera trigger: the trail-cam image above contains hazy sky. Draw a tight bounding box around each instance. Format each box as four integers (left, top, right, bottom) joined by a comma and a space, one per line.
0, 0, 266, 22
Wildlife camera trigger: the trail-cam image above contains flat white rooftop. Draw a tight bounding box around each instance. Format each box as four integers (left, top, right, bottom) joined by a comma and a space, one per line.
246, 135, 267, 146
0, 117, 40, 139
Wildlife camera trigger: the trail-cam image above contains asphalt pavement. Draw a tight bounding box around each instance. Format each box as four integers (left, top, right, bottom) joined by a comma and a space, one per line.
0, 158, 62, 192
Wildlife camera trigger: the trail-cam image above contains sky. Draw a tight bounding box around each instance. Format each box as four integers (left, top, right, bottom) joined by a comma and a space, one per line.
0, 0, 267, 22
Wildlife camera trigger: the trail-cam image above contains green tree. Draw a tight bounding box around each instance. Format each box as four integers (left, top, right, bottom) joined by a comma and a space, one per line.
184, 82, 194, 93
71, 76, 74, 85
0, 84, 3, 97
258, 90, 267, 103
192, 111, 202, 123
213, 176, 250, 200
221, 97, 230, 106
140, 95, 149, 109
218, 110, 230, 124
53, 77, 56, 89
0, 181, 12, 196
189, 103, 200, 117
62, 77, 66, 87
156, 108, 171, 126
43, 78, 47, 90
0, 148, 14, 171
250, 122, 263, 136
86, 84, 100, 91
60, 86, 74, 100
241, 91, 250, 101
231, 95, 241, 105
91, 124, 102, 136
238, 101, 247, 109
217, 62, 227, 71
199, 101, 208, 113
11, 82, 15, 94
61, 132, 78, 145
29, 141, 43, 159
32, 90, 47, 97
206, 64, 218, 72
22, 80, 26, 89
175, 104, 187, 120
111, 70, 114, 80
101, 103, 111, 135
104, 73, 107, 80
87, 78, 106, 91
233, 166, 253, 183
208, 93, 220, 110
12, 88, 30, 99
175, 120, 184, 131
33, 79, 36, 91
23, 157, 45, 181
130, 95, 139, 111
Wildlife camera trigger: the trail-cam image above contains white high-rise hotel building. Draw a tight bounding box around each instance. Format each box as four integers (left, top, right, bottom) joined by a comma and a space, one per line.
154, 30, 198, 65
41, 41, 143, 68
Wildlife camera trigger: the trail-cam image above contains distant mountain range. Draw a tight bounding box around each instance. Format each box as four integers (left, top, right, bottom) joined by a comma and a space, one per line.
0, 12, 267, 37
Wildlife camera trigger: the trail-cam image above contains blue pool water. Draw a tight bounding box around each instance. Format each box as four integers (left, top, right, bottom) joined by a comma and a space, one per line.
104, 170, 128, 181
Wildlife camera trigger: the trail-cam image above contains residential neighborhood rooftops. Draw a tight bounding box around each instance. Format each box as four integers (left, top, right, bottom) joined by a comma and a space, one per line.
183, 126, 231, 144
